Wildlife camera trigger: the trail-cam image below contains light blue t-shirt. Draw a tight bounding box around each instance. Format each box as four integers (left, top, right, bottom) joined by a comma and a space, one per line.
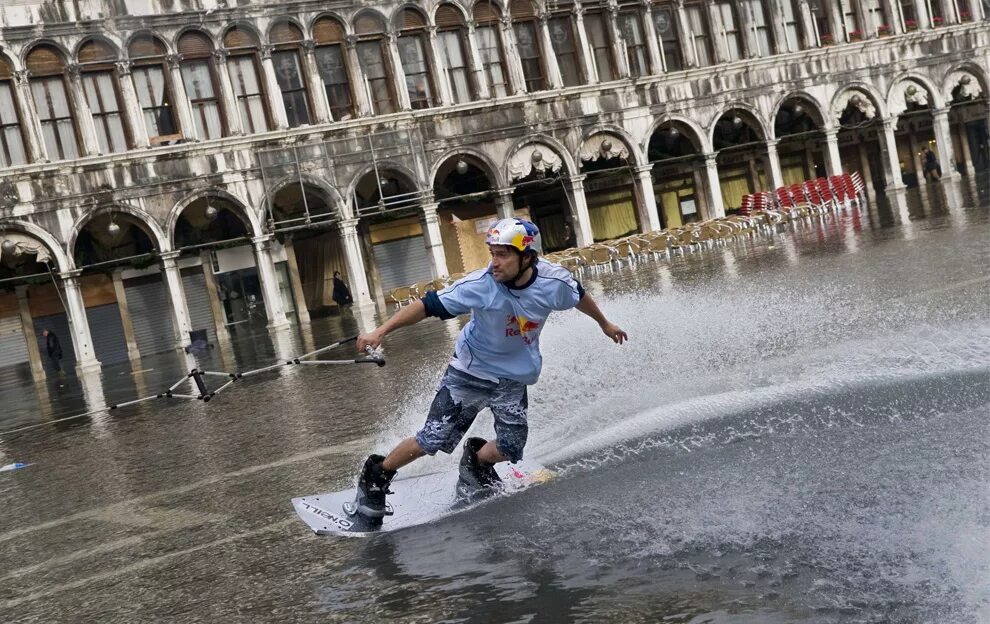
423, 260, 584, 385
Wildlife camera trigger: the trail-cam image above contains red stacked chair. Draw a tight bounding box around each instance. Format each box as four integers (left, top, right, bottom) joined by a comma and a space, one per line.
828, 175, 849, 208
788, 183, 807, 215
802, 180, 824, 213
840, 173, 858, 206
815, 177, 836, 212
775, 186, 795, 212
739, 193, 757, 216
850, 171, 866, 202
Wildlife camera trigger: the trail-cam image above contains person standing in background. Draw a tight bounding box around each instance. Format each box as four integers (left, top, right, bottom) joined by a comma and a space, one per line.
332, 271, 354, 307
41, 328, 63, 373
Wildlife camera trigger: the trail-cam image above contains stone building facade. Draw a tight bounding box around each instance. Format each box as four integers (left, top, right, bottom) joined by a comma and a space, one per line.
0, 0, 987, 379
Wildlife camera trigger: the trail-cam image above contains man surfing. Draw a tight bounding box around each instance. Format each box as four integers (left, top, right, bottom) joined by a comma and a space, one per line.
350, 218, 627, 522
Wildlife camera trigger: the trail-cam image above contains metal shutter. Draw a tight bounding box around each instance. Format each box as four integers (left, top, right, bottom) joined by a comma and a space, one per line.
33, 311, 75, 367
0, 316, 28, 368
181, 271, 217, 343
125, 276, 177, 357
86, 303, 129, 366
373, 235, 434, 292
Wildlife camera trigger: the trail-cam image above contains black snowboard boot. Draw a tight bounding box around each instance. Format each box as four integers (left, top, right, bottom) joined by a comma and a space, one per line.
350, 454, 396, 519
456, 437, 503, 503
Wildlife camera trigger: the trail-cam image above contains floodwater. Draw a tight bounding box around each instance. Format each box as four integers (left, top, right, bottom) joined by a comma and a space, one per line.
1, 178, 988, 623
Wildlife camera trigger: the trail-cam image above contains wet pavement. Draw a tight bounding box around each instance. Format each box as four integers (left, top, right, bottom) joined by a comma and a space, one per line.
1, 177, 988, 623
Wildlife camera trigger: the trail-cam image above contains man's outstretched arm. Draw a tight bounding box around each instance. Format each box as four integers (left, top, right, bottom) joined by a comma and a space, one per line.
357, 300, 427, 351
575, 294, 628, 344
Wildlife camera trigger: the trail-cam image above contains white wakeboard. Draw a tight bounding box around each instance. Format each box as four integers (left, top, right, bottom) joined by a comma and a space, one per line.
291, 459, 553, 537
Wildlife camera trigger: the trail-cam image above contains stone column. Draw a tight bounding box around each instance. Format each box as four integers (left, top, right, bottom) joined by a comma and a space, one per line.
159, 251, 193, 347
110, 269, 141, 362
300, 41, 332, 124
607, 3, 630, 78
421, 201, 450, 279
564, 175, 595, 247
280, 239, 311, 324
574, 5, 598, 83
260, 46, 290, 129
339, 218, 373, 306
501, 16, 528, 95
495, 188, 515, 219
906, 130, 924, 186
198, 251, 232, 343
166, 54, 198, 140
932, 107, 960, 179
428, 27, 455, 105
675, 2, 697, 67
765, 139, 785, 190
14, 286, 44, 381
115, 61, 150, 148
640, 1, 665, 74
766, 0, 788, 52
912, 0, 931, 29
60, 271, 100, 371
65, 64, 101, 156
344, 37, 374, 117
633, 165, 662, 231
466, 22, 491, 99
881, 117, 906, 191
703, 152, 727, 218
824, 127, 844, 176
692, 167, 711, 220
386, 32, 413, 111
539, 13, 565, 88
798, 0, 818, 47
212, 50, 244, 135
13, 70, 47, 162
707, 2, 729, 63
250, 235, 289, 328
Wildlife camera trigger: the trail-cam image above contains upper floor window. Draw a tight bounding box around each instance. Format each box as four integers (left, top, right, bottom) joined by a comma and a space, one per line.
809, 0, 835, 42
511, 0, 548, 92
780, 0, 807, 51
312, 16, 355, 120
713, 1, 743, 61
223, 27, 270, 133
742, 0, 774, 55
685, 2, 714, 66
435, 4, 475, 103
842, 1, 863, 38
354, 12, 396, 114
652, 3, 684, 72
270, 22, 312, 126
548, 9, 582, 86
584, 9, 616, 81
618, 8, 650, 78
77, 39, 129, 154
474, 2, 509, 97
26, 45, 80, 160
0, 56, 27, 166
128, 34, 179, 142
862, 0, 888, 35
177, 31, 224, 139
928, 0, 948, 25
396, 8, 437, 109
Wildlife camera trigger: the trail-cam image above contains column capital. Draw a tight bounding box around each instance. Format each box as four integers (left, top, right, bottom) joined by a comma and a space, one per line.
495, 187, 515, 198
633, 164, 655, 175
212, 48, 230, 62
881, 117, 898, 130
572, 4, 585, 18
345, 34, 359, 49
567, 174, 587, 187
159, 250, 181, 263
65, 63, 81, 80
59, 269, 83, 281
386, 30, 399, 45
538, 11, 550, 25
824, 126, 840, 139
165, 53, 183, 69
703, 152, 719, 164
301, 39, 316, 53
260, 45, 274, 60
765, 138, 779, 149
13, 69, 32, 86
339, 217, 361, 231
251, 234, 274, 247
932, 106, 950, 118
115, 59, 133, 76
467, 21, 478, 33
499, 15, 512, 28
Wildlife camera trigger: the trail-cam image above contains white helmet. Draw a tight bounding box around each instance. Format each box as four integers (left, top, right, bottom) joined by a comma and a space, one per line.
484, 218, 542, 255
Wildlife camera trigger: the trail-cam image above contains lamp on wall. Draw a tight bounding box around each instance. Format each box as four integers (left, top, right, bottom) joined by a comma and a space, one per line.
204, 195, 219, 221
732, 115, 743, 127
531, 149, 543, 164
455, 159, 469, 175
1, 238, 17, 257
107, 213, 121, 237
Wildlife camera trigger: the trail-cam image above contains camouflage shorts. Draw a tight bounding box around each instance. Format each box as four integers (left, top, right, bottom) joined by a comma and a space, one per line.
414, 366, 529, 462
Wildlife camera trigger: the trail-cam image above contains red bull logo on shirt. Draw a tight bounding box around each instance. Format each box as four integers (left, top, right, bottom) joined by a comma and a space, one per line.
506, 314, 541, 344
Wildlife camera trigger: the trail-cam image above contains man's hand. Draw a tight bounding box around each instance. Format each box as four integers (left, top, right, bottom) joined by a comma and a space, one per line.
601, 322, 627, 344
357, 328, 386, 352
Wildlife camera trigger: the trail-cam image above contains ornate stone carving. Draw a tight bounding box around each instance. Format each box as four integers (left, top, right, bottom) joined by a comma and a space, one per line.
887, 81, 930, 117
579, 134, 630, 162
832, 90, 876, 122
0, 233, 52, 266
115, 59, 133, 75
508, 144, 563, 181
947, 70, 983, 101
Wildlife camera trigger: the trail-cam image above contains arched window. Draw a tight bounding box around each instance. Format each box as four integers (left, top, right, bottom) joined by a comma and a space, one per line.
583, 7, 616, 80
617, 3, 649, 77
741, 0, 774, 55
780, 0, 807, 51
473, 1, 508, 97
223, 26, 270, 134
270, 22, 312, 126
77, 39, 128, 153
0, 56, 27, 166
685, 2, 714, 66
713, 1, 743, 60
547, 1, 583, 86
395, 8, 436, 109
177, 31, 224, 139
128, 35, 179, 142
435, 5, 474, 103
313, 16, 355, 120
354, 12, 396, 115
26, 45, 80, 160
510, 0, 547, 91
652, 2, 684, 71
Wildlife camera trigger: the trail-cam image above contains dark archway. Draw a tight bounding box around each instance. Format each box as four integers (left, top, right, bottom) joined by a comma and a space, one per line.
648, 121, 706, 227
